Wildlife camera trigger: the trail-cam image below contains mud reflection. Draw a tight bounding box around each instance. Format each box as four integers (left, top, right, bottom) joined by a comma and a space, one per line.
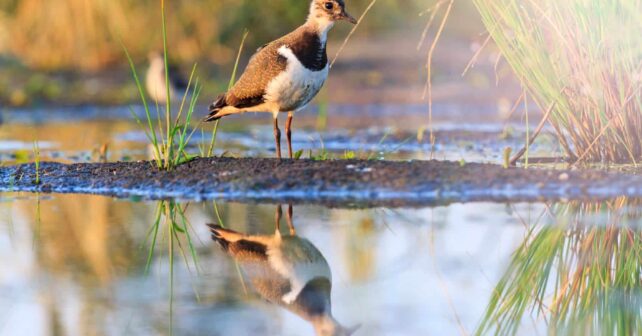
209, 204, 359, 336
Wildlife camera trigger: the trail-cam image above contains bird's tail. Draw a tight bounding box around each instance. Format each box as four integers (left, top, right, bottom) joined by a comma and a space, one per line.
205, 94, 228, 122
207, 223, 244, 250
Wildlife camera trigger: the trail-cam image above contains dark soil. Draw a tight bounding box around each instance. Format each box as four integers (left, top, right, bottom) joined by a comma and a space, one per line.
1, 157, 641, 207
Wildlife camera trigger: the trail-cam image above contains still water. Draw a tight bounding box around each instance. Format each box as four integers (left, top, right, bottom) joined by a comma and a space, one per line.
0, 194, 639, 335
0, 106, 638, 335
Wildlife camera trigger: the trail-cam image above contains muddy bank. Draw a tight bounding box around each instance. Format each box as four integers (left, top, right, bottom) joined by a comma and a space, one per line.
1, 157, 641, 206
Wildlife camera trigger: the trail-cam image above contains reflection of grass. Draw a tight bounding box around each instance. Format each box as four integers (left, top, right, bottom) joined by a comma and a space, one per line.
124, 0, 201, 171
31, 194, 41, 249
145, 200, 200, 334
473, 1, 642, 163
477, 198, 642, 335
145, 201, 200, 274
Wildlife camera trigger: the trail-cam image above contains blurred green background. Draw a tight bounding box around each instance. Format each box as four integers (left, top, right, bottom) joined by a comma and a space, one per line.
0, 0, 483, 106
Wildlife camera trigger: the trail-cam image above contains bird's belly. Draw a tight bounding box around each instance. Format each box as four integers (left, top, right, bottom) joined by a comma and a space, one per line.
265, 57, 328, 112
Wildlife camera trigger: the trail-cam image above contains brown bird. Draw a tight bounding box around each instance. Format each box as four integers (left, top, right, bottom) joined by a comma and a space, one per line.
205, 0, 357, 159
208, 204, 359, 336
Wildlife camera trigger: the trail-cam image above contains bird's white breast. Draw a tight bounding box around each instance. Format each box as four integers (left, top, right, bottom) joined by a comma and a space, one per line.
266, 237, 331, 304
264, 45, 328, 116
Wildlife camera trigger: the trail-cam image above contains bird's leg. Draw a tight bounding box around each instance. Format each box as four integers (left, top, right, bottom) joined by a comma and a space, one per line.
275, 204, 283, 235
273, 117, 282, 159
286, 203, 296, 235
285, 112, 294, 159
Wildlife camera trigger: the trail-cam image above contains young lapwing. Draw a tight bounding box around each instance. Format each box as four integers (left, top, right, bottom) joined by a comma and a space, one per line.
146, 52, 188, 104
208, 204, 359, 336
205, 0, 357, 159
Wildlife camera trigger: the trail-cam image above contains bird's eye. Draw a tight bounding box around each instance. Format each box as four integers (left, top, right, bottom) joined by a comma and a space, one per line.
324, 2, 334, 10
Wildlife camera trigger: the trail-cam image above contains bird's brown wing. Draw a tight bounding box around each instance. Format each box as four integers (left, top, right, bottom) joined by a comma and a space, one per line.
209, 224, 269, 262
224, 41, 288, 108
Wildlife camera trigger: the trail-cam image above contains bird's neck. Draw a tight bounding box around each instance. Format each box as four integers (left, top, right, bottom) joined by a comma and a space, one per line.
305, 16, 334, 44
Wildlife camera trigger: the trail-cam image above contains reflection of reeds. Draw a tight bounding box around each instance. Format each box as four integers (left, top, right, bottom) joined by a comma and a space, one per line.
477, 198, 642, 335
144, 200, 200, 334
16, 194, 139, 282
473, 1, 642, 163
145, 201, 200, 275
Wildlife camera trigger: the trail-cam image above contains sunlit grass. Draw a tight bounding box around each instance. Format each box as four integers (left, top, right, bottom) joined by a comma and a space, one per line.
32, 140, 40, 185
477, 198, 642, 335
124, 0, 201, 171
416, 0, 455, 160
201, 30, 249, 158
472, 0, 642, 164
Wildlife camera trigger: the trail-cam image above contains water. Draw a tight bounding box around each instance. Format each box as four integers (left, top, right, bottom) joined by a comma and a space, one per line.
0, 106, 640, 335
0, 193, 640, 335
0, 104, 554, 165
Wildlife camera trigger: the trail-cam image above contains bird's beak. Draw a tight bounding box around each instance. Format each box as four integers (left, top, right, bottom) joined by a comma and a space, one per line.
339, 10, 358, 24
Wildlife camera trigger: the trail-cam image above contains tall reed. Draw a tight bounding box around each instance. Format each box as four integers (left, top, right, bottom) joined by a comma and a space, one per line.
473, 0, 642, 163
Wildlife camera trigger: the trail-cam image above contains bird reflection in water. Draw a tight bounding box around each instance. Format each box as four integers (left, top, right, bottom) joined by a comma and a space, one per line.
208, 204, 359, 336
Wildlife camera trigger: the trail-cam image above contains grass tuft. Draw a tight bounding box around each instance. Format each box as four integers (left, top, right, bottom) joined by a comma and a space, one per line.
473, 0, 642, 164
123, 0, 201, 171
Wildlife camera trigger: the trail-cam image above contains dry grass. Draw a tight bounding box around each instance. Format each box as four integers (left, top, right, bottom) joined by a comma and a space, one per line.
473, 0, 642, 164
416, 0, 455, 158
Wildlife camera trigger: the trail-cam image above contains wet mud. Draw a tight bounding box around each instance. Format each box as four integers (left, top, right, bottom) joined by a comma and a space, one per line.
1, 157, 641, 207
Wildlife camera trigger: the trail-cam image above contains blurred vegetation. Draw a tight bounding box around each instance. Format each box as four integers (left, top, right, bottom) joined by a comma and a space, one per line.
473, 0, 642, 163
0, 0, 450, 107
0, 0, 425, 70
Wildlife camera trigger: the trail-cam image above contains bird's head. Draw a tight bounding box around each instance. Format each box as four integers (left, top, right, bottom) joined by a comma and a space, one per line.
308, 0, 357, 32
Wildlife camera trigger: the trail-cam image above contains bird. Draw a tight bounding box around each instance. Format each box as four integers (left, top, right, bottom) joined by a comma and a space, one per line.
205, 0, 357, 159
145, 51, 189, 105
208, 204, 359, 336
